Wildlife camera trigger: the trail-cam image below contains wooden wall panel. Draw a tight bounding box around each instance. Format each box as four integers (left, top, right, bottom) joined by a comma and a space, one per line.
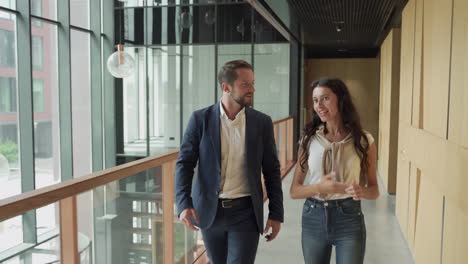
406, 166, 420, 251
399, 0, 416, 124
413, 174, 444, 264
395, 0, 415, 240
378, 29, 401, 194
379, 34, 391, 193
411, 0, 424, 128
304, 59, 380, 145
448, 0, 468, 148
421, 0, 453, 138
442, 200, 468, 263
395, 0, 468, 262
395, 114, 411, 240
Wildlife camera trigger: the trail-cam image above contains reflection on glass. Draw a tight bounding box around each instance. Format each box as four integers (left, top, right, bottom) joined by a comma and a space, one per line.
77, 191, 94, 264
217, 4, 252, 43
0, 216, 23, 253
148, 46, 181, 152
36, 204, 59, 237
31, 19, 60, 192
217, 44, 251, 66
0, 12, 20, 199
253, 43, 290, 120
0, 216, 61, 263
122, 0, 244, 7
89, 168, 167, 263
70, 0, 89, 29
182, 45, 215, 129
31, 0, 57, 21
71, 30, 91, 178
123, 47, 147, 156
0, 0, 15, 10
147, 5, 216, 45
253, 10, 288, 43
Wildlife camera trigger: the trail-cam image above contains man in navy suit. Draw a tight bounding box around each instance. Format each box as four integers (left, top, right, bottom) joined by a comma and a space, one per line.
175, 60, 284, 264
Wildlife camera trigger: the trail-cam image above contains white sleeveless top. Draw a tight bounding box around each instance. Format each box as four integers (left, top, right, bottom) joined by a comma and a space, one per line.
303, 126, 374, 200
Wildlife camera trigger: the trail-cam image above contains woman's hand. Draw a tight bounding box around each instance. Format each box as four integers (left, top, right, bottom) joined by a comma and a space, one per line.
345, 180, 363, 200
318, 172, 348, 194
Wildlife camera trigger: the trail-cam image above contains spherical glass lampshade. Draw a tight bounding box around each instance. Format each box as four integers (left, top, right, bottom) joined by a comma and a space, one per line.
106, 45, 135, 78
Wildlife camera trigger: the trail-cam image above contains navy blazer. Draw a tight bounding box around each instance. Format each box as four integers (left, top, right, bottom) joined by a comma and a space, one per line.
175, 103, 284, 232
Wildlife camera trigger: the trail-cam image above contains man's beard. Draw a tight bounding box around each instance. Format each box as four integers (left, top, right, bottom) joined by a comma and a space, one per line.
231, 93, 253, 107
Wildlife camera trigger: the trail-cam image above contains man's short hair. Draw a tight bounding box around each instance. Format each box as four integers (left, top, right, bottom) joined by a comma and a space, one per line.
217, 60, 253, 87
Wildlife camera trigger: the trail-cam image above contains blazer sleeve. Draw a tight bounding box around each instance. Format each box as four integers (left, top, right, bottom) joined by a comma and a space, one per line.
175, 112, 200, 216
261, 116, 284, 222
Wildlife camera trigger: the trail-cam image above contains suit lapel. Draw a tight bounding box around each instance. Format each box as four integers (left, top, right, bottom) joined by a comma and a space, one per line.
208, 103, 221, 169
245, 107, 257, 170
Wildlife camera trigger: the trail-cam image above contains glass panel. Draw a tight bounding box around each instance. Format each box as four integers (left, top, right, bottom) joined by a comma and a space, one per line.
122, 47, 147, 157
124, 8, 145, 45
148, 46, 181, 154
70, 29, 91, 177
70, 0, 89, 29
86, 164, 190, 264
30, 236, 61, 263
145, 5, 216, 45
0, 28, 15, 67
31, 0, 57, 21
0, 215, 23, 253
77, 191, 93, 264
36, 203, 59, 236
32, 36, 43, 70
253, 43, 290, 120
217, 44, 251, 66
122, 0, 245, 8
0, 0, 15, 10
217, 3, 252, 43
182, 45, 215, 129
0, 203, 60, 263
147, 5, 216, 45
253, 10, 287, 43
86, 161, 203, 263
187, 5, 215, 44
146, 6, 180, 45
31, 19, 60, 191
0, 12, 20, 199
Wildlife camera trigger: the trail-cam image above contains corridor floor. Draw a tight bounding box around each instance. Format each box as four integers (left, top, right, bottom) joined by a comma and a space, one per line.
256, 166, 415, 264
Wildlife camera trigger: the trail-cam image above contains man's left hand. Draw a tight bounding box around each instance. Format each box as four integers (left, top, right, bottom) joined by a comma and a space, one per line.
263, 219, 281, 242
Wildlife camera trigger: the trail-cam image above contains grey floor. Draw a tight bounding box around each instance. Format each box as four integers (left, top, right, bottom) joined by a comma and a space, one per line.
256, 166, 415, 264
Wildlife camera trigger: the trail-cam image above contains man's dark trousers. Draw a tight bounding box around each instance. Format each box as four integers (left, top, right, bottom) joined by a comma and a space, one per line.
201, 197, 259, 264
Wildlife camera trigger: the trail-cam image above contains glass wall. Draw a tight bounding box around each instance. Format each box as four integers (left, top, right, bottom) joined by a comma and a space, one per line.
0, 11, 20, 199
117, 1, 290, 157
253, 43, 290, 120
0, 0, 114, 263
182, 45, 216, 127
31, 19, 60, 190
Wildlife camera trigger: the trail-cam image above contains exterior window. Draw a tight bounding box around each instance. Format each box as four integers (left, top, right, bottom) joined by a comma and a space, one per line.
0, 29, 15, 67
0, 78, 16, 113
32, 36, 44, 70
33, 79, 45, 112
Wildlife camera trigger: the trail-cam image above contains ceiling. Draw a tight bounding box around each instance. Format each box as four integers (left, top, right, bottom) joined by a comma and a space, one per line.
260, 0, 408, 58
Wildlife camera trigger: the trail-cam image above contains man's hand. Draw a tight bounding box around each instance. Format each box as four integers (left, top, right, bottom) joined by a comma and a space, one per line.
179, 208, 200, 231
263, 219, 281, 242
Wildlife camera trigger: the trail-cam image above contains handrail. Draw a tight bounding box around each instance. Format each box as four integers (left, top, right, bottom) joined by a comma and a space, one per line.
272, 116, 293, 125
0, 150, 179, 221
0, 116, 295, 264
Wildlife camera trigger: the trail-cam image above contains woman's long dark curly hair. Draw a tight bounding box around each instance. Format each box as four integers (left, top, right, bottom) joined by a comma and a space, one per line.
300, 77, 370, 183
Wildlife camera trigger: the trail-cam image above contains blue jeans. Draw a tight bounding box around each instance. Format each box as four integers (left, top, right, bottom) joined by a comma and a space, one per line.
302, 197, 366, 264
